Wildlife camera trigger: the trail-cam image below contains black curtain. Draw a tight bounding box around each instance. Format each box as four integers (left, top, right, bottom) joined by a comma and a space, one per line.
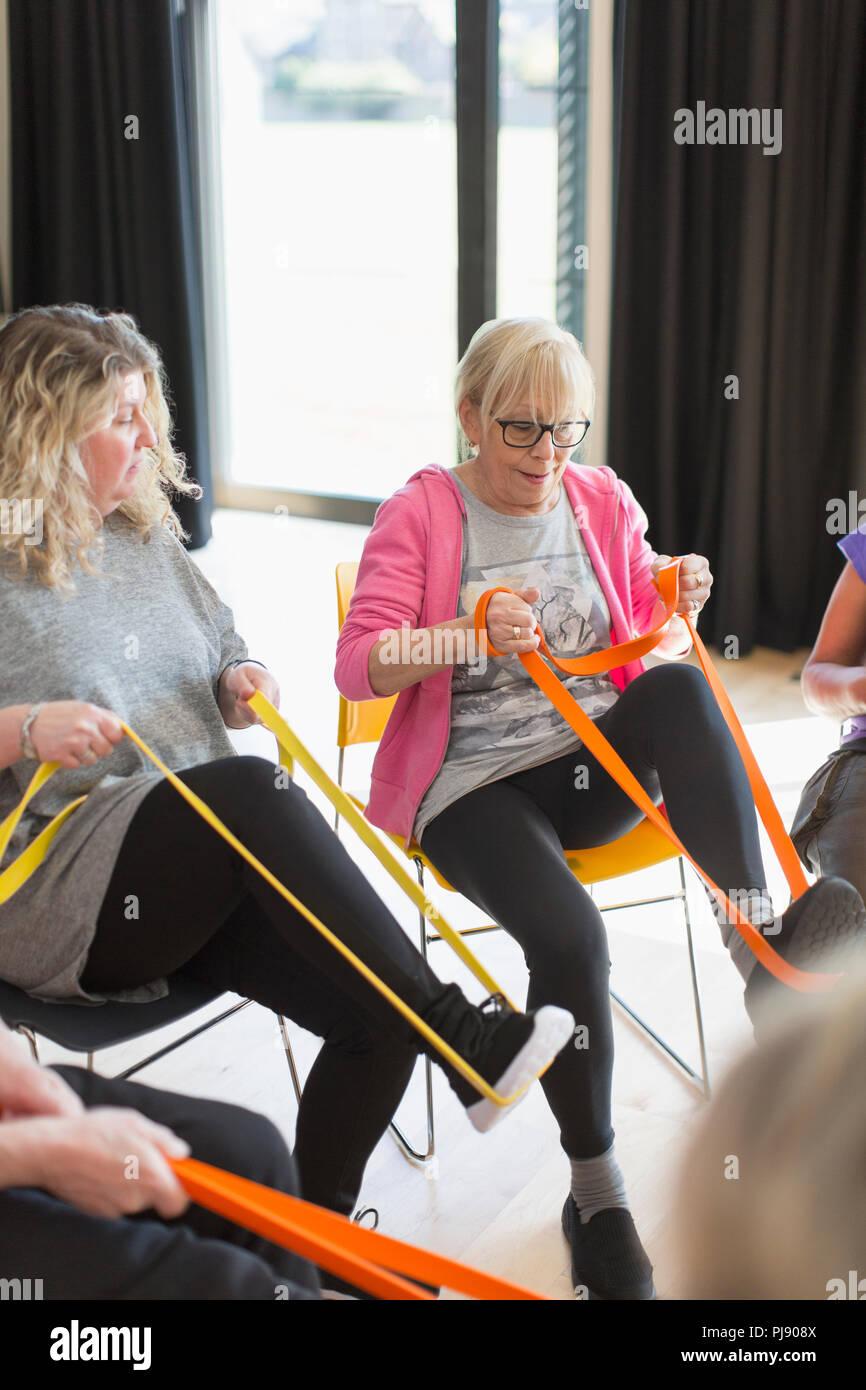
9, 0, 212, 547
609, 0, 866, 654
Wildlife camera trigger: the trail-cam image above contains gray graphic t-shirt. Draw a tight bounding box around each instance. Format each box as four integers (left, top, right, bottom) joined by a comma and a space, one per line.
414, 474, 620, 840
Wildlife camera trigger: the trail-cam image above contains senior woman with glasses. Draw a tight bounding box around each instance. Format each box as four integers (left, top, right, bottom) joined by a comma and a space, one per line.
0, 305, 575, 1243
335, 315, 866, 1300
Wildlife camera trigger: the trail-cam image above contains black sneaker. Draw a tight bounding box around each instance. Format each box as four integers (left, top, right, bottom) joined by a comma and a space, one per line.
744, 876, 866, 1037
425, 988, 574, 1133
561, 1194, 655, 1300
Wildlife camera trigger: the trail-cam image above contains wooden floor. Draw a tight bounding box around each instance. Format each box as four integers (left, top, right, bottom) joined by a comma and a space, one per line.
23, 508, 842, 1300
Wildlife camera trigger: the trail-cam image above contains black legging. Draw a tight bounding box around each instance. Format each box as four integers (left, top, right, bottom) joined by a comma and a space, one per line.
421, 663, 768, 1160
0, 1065, 319, 1299
82, 757, 464, 1216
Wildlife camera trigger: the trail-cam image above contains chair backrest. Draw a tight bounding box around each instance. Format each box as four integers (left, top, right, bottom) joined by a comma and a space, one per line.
335, 561, 398, 749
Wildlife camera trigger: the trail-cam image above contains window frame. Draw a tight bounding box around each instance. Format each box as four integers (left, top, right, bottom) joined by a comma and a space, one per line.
191, 0, 595, 521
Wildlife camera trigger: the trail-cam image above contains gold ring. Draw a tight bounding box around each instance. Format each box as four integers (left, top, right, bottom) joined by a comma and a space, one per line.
513, 626, 521, 641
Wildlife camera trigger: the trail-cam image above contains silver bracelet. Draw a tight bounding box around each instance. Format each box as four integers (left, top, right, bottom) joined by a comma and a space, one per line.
19, 703, 44, 760
227, 658, 267, 672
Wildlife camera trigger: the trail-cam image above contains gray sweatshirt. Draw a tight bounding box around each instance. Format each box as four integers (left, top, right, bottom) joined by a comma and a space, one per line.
0, 511, 247, 1003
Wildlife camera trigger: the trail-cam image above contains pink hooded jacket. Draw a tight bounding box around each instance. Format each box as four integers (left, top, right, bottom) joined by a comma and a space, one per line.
334, 463, 685, 843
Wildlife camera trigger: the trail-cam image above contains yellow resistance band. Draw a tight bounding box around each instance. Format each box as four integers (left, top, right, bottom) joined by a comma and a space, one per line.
251, 692, 511, 1004
0, 695, 528, 1109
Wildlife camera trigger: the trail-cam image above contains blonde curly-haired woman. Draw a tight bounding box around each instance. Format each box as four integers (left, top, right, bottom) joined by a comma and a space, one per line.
0, 304, 573, 1232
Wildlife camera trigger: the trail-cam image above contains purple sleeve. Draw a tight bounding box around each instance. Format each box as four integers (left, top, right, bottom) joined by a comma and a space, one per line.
837, 527, 866, 584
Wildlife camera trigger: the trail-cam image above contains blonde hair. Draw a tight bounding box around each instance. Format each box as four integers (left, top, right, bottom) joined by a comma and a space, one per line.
672, 960, 866, 1299
454, 316, 595, 461
0, 303, 201, 592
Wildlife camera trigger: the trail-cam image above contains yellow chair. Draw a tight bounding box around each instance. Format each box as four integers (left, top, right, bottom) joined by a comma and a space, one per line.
335, 563, 711, 1163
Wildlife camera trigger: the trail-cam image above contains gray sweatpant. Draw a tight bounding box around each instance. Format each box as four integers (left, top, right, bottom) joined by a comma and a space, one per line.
789, 736, 866, 904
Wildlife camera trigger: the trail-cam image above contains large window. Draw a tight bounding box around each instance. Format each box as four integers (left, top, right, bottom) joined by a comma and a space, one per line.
214, 0, 457, 505
207, 0, 582, 513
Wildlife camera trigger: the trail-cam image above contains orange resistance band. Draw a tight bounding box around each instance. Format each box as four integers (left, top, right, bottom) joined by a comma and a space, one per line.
473, 557, 835, 994
170, 1157, 545, 1301
0, 1100, 543, 1299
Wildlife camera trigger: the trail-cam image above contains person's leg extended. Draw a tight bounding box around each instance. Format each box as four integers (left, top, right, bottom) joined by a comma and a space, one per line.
83, 758, 573, 1162
176, 894, 417, 1215
422, 780, 614, 1159
84, 757, 447, 1022
422, 776, 654, 1298
563, 663, 772, 983
563, 663, 866, 1027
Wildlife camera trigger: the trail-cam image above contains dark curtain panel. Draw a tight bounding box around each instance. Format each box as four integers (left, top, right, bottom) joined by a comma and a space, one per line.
609, 0, 866, 654
9, 0, 212, 547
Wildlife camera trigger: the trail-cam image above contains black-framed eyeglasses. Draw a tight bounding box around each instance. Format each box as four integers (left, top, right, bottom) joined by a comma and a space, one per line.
496, 418, 591, 449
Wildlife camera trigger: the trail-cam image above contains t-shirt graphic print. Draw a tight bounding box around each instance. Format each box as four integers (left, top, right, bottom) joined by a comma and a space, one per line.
414, 476, 620, 839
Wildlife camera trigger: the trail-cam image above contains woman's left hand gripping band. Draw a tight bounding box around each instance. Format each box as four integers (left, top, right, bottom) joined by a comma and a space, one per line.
653, 552, 713, 615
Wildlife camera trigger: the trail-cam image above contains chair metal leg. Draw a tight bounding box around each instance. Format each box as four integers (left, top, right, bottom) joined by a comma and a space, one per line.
388, 856, 436, 1165
15, 1025, 39, 1063
115, 999, 253, 1081
334, 748, 345, 833
87, 1051, 95, 1071
276, 939, 433, 1161
278, 1014, 303, 1105
679, 856, 711, 1099
331, 750, 435, 1153
595, 861, 711, 1099
608, 989, 706, 1092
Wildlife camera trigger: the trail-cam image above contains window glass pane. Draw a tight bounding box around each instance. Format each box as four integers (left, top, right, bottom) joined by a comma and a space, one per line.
497, 0, 557, 320
214, 0, 457, 501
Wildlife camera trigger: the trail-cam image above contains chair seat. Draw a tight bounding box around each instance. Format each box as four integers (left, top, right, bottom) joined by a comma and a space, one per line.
566, 816, 681, 884
346, 792, 681, 893
0, 975, 225, 1055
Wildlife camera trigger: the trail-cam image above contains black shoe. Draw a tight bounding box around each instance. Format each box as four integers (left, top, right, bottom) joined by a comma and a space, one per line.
425, 987, 574, 1133
744, 876, 866, 1038
561, 1194, 655, 1300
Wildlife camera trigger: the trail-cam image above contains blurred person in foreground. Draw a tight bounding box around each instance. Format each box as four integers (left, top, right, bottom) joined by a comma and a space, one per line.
672, 955, 866, 1300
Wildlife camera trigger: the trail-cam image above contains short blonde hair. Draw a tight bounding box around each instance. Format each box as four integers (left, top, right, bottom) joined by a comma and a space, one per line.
672, 960, 866, 1299
0, 303, 200, 593
454, 317, 595, 460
